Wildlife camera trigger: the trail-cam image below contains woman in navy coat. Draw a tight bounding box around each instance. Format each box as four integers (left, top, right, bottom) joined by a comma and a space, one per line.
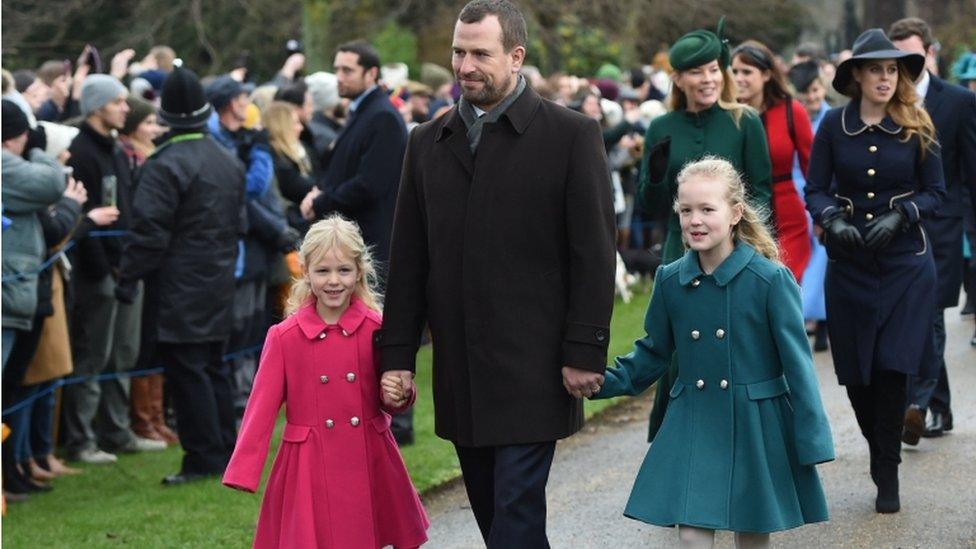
805, 29, 945, 514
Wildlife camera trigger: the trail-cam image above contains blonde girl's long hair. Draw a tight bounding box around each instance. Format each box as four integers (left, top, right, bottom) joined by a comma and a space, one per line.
845, 59, 938, 157
284, 214, 383, 316
669, 64, 750, 126
263, 101, 311, 176
674, 156, 780, 262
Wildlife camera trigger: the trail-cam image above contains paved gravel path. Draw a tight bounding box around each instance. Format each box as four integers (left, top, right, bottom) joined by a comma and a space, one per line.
422, 306, 976, 548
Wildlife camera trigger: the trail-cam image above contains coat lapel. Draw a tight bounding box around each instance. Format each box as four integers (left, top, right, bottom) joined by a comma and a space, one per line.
436, 107, 475, 176
924, 73, 945, 117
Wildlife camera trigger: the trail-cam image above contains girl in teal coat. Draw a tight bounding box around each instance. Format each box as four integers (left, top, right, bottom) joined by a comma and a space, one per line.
594, 158, 833, 546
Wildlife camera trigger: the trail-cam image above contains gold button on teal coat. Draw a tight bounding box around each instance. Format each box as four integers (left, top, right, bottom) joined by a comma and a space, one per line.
595, 243, 834, 533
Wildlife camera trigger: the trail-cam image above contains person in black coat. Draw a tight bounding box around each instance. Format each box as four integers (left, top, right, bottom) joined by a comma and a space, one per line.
378, 2, 615, 545
301, 41, 408, 278
805, 29, 946, 514
889, 18, 976, 443
116, 67, 247, 485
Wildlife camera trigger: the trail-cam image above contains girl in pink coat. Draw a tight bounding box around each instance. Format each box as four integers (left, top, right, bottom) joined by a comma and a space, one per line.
223, 215, 429, 548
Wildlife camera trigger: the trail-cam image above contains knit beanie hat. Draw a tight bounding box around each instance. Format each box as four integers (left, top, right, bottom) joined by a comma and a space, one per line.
80, 74, 128, 117
159, 67, 212, 129
2, 99, 30, 141
305, 72, 340, 112
122, 96, 156, 135
38, 121, 80, 157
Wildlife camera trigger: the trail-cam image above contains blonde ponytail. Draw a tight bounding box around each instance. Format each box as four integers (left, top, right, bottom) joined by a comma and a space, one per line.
675, 156, 780, 262
284, 214, 383, 316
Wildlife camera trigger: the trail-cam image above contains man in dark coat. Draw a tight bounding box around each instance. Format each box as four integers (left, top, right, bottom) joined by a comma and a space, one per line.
300, 40, 408, 276
377, 1, 615, 545
891, 18, 976, 443
116, 67, 247, 485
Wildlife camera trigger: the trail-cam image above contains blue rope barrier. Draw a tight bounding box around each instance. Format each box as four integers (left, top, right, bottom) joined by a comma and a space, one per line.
1, 343, 264, 416
1, 229, 123, 283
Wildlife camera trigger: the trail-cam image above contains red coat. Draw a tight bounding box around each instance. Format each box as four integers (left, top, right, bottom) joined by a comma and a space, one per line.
764, 98, 813, 282
223, 298, 429, 548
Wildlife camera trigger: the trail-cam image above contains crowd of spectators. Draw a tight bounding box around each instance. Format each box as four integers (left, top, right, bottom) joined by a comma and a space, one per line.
3, 31, 975, 502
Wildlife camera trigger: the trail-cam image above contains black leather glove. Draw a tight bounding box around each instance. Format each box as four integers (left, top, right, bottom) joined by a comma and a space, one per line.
115, 279, 139, 304
24, 125, 47, 158
647, 136, 671, 184
275, 225, 302, 252
821, 210, 864, 251
863, 207, 908, 251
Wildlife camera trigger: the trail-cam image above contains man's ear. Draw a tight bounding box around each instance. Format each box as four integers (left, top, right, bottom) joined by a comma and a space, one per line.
510, 46, 526, 73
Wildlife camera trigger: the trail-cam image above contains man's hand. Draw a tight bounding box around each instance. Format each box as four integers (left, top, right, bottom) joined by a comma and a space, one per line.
280, 53, 306, 81
381, 370, 415, 409
300, 187, 322, 220
110, 49, 136, 80
562, 366, 604, 399
87, 206, 120, 226
63, 177, 88, 206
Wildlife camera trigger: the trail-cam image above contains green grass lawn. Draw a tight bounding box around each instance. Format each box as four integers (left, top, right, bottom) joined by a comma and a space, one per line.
2, 283, 651, 547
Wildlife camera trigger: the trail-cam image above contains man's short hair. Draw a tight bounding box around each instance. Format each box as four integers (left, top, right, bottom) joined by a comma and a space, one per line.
38, 60, 67, 86
336, 41, 381, 74
889, 17, 934, 50
794, 42, 826, 62
458, 0, 527, 52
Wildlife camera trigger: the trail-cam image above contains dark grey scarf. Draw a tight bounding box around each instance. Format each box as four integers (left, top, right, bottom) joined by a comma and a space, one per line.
457, 74, 527, 153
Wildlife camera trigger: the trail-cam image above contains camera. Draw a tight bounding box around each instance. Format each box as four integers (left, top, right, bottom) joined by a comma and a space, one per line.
286, 39, 303, 55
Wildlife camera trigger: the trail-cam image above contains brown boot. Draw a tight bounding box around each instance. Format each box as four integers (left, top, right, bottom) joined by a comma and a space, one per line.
130, 376, 163, 441
149, 375, 179, 445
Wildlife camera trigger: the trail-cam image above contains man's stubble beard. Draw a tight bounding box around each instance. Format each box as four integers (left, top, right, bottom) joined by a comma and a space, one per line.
459, 71, 513, 109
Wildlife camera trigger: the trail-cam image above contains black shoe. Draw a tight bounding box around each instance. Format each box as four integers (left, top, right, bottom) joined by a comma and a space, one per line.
922, 411, 952, 437
392, 428, 414, 446
161, 472, 216, 486
875, 465, 900, 513
813, 321, 829, 352
902, 405, 925, 446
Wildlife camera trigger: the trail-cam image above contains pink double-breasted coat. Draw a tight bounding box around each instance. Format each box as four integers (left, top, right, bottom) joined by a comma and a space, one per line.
223, 298, 429, 548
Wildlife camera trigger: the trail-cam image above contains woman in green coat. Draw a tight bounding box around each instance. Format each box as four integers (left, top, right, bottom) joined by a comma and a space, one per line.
640, 20, 773, 440
595, 158, 832, 545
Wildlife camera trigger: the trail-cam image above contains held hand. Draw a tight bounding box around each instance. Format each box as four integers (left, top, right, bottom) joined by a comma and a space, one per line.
562, 366, 604, 399
281, 53, 306, 79
863, 208, 907, 251
381, 370, 414, 408
87, 206, 120, 226
63, 177, 88, 205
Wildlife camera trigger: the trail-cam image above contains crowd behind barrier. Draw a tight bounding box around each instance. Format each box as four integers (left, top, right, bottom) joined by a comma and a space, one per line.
1, 14, 975, 530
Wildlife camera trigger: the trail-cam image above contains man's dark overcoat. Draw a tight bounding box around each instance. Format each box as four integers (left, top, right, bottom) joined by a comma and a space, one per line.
377, 86, 616, 447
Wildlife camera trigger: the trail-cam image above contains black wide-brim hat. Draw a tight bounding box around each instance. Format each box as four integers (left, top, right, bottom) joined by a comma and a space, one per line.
158, 66, 212, 129
832, 28, 925, 95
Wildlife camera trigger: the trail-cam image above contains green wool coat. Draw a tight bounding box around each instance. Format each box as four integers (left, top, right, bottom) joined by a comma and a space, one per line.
639, 103, 773, 440
595, 243, 834, 533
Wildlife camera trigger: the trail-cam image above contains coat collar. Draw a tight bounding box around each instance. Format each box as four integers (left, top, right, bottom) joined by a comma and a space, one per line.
678, 241, 756, 287
296, 295, 370, 339
841, 101, 902, 136
923, 72, 944, 109
435, 83, 542, 143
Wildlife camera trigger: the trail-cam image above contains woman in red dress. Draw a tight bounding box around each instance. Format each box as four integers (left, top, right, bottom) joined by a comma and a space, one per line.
732, 40, 813, 281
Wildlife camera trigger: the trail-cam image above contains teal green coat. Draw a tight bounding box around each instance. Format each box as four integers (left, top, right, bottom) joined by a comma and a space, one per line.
639, 104, 773, 441
595, 243, 833, 533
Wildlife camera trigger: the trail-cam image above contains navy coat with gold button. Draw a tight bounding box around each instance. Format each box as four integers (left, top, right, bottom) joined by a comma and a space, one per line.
805, 102, 945, 385
377, 85, 616, 447
595, 243, 834, 533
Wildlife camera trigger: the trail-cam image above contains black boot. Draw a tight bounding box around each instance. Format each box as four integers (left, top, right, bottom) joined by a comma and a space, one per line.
875, 464, 900, 513
813, 321, 829, 352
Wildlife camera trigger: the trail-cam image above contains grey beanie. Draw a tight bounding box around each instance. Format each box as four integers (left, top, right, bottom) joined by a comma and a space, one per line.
305, 72, 340, 112
80, 74, 127, 117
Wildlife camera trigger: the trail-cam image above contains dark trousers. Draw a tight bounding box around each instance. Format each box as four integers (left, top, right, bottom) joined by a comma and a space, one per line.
908, 309, 952, 414
158, 341, 236, 475
847, 371, 908, 473
455, 441, 556, 549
